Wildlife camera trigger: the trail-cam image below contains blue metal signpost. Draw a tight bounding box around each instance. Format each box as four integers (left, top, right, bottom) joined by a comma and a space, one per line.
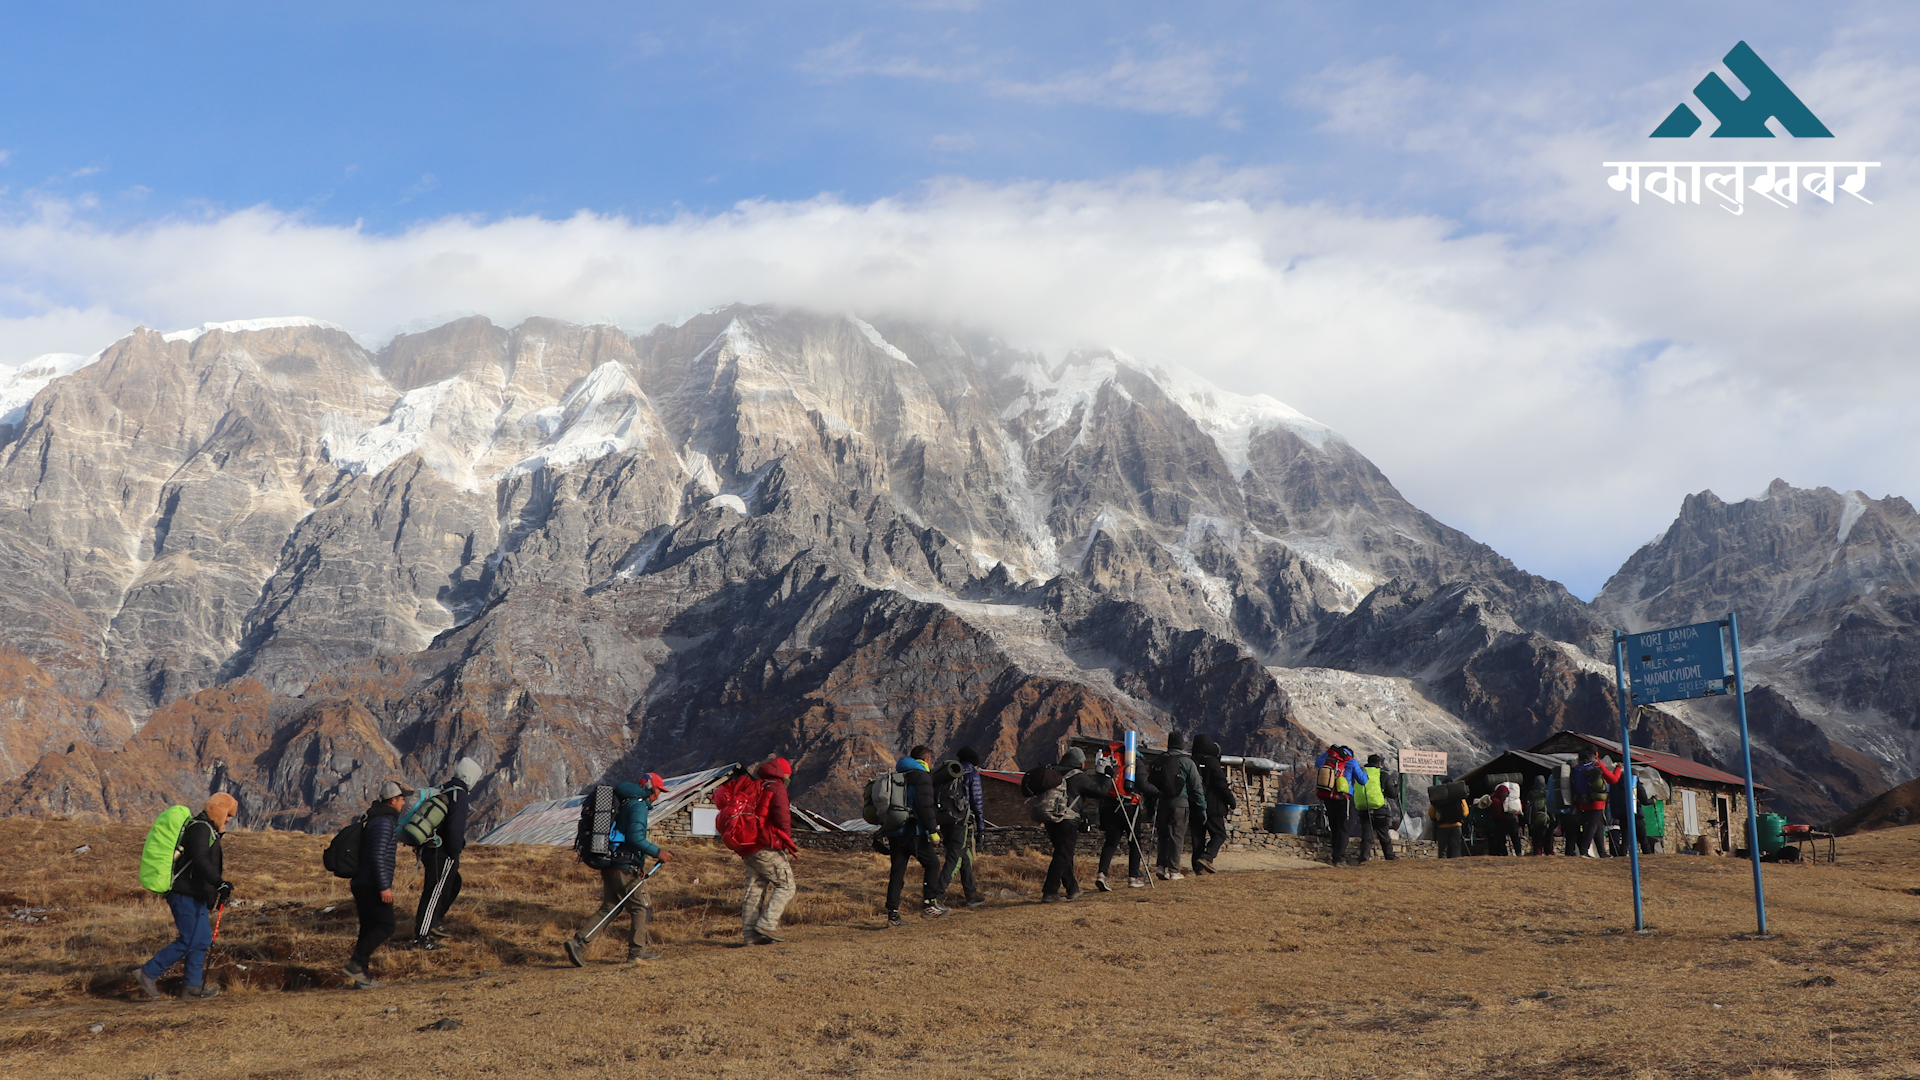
1610, 631, 1647, 931
1618, 615, 1767, 936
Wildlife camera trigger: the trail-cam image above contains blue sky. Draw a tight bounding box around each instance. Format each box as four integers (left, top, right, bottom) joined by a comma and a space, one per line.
1, 2, 1915, 599
0, 3, 1864, 226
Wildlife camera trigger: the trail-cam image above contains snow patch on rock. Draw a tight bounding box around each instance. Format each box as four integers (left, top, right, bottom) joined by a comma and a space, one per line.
0, 352, 98, 429
163, 317, 344, 344
324, 378, 458, 479
1837, 491, 1867, 546
849, 317, 916, 366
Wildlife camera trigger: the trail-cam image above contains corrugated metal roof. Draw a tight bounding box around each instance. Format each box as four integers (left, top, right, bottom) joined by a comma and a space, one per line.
1535, 733, 1763, 790
476, 765, 740, 846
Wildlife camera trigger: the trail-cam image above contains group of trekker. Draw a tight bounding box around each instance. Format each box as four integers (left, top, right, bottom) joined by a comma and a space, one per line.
127, 737, 1651, 997
1421, 747, 1663, 859
135, 758, 487, 997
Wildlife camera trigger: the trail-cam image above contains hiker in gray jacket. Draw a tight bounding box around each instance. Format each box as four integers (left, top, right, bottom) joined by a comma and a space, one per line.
1152, 733, 1207, 880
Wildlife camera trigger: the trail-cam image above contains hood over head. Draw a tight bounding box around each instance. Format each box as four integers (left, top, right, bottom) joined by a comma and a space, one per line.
1192, 735, 1221, 760
897, 755, 929, 773
204, 792, 239, 831
451, 757, 483, 790
613, 781, 645, 801
757, 757, 793, 781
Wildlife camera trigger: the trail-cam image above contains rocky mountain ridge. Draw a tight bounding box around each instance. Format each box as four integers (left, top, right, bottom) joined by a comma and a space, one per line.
0, 309, 1895, 828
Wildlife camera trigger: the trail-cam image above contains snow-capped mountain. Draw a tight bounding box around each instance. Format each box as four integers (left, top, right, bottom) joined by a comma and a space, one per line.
0, 307, 1876, 828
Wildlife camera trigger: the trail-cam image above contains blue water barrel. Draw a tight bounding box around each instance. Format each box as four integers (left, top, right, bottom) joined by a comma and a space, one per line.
1265, 803, 1310, 834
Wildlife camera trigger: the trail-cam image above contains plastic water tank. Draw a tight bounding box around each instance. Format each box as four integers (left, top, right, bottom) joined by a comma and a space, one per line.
1265, 803, 1310, 834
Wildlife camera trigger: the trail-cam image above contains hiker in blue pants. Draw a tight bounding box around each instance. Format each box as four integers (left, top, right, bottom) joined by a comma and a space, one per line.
136, 793, 237, 1002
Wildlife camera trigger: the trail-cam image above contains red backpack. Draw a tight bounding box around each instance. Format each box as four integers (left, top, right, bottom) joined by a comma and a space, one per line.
712, 774, 774, 855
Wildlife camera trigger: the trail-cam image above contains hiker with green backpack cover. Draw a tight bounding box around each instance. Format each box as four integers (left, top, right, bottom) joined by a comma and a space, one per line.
135, 793, 237, 1001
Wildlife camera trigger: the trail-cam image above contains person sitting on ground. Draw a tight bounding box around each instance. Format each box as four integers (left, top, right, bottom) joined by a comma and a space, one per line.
1353, 754, 1399, 863
1040, 747, 1110, 902
1189, 735, 1237, 873
1573, 750, 1624, 859
1429, 785, 1469, 859
411, 756, 482, 952
344, 782, 410, 990
135, 792, 237, 1002
884, 746, 949, 927
1153, 733, 1207, 880
564, 775, 674, 965
737, 757, 799, 946
934, 747, 989, 909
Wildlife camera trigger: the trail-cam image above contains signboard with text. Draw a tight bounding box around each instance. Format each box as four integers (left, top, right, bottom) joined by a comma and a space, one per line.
1397, 749, 1449, 776
1625, 620, 1730, 703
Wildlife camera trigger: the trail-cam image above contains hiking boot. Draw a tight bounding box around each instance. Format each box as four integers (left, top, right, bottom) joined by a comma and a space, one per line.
414, 936, 440, 952
748, 928, 785, 944
182, 983, 220, 1001
134, 968, 162, 1000
1095, 873, 1111, 892
626, 947, 661, 962
428, 924, 452, 939
886, 910, 906, 929
921, 901, 949, 919
343, 960, 380, 990
563, 935, 586, 967
1041, 894, 1063, 904
965, 896, 987, 909
1065, 887, 1083, 901
1167, 870, 1184, 880
1128, 876, 1146, 888
1196, 858, 1216, 874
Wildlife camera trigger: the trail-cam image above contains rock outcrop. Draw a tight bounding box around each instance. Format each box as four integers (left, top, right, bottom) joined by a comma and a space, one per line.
1595, 481, 1918, 820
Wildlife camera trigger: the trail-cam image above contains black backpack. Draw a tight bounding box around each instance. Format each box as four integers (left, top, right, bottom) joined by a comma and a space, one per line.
322, 813, 367, 879
1153, 753, 1183, 798
933, 760, 968, 827
574, 785, 624, 869
1021, 765, 1062, 798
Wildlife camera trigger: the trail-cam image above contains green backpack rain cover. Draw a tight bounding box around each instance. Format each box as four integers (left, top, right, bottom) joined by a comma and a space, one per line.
139, 805, 194, 894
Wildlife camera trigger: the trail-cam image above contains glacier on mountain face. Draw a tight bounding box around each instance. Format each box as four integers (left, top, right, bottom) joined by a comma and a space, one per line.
0, 353, 99, 430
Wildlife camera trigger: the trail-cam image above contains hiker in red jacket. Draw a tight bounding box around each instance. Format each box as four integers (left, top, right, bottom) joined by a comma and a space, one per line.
1574, 750, 1624, 859
738, 757, 799, 945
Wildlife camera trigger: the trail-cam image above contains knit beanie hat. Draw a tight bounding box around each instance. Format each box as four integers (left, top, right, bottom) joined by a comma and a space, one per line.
956, 746, 980, 766
1166, 731, 1188, 752
758, 757, 793, 781
1059, 747, 1086, 769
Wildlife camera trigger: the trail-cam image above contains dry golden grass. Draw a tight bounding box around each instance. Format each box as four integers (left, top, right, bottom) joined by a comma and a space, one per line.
3, 816, 1919, 1078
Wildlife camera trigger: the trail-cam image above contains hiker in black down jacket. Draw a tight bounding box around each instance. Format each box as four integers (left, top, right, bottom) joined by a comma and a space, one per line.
1189, 735, 1237, 874
345, 782, 409, 990
1153, 733, 1207, 880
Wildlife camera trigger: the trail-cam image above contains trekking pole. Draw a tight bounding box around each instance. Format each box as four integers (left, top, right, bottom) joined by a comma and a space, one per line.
211, 903, 227, 944
584, 861, 664, 942
1123, 801, 1154, 889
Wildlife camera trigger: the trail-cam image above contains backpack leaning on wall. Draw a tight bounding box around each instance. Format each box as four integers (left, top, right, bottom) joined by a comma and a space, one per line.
139, 805, 196, 894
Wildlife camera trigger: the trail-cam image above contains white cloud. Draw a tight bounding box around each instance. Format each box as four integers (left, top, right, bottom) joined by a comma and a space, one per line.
2, 150, 1915, 600
799, 32, 1241, 119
